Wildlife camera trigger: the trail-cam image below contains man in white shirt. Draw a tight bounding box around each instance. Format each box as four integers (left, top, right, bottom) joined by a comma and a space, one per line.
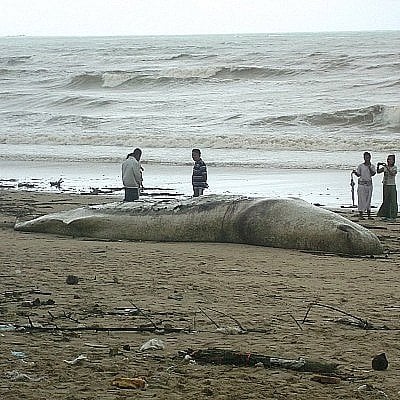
352, 152, 376, 219
122, 148, 143, 201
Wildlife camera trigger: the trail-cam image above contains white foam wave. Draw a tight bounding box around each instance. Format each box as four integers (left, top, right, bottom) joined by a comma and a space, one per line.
1, 131, 399, 153
381, 105, 400, 128
102, 72, 138, 88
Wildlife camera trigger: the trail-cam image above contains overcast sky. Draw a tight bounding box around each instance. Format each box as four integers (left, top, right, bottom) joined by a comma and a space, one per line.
1, 0, 399, 36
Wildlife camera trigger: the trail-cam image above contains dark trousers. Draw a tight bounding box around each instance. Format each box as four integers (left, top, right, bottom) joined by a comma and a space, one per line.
193, 187, 204, 197
124, 187, 139, 202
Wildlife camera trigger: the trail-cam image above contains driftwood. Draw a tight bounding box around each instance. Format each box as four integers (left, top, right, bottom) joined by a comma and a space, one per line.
10, 323, 188, 334
185, 348, 338, 374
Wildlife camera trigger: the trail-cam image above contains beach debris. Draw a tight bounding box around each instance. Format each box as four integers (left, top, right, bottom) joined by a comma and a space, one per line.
183, 354, 196, 364
11, 351, 26, 359
372, 353, 388, 371
63, 354, 88, 365
21, 298, 55, 307
356, 384, 388, 399
111, 376, 147, 390
18, 182, 35, 189
89, 187, 100, 195
140, 338, 165, 351
5, 370, 43, 382
84, 342, 108, 349
50, 178, 63, 189
122, 344, 131, 351
302, 302, 389, 330
198, 307, 246, 333
310, 375, 341, 384
66, 275, 79, 285
181, 348, 338, 374
216, 326, 244, 335
0, 324, 16, 332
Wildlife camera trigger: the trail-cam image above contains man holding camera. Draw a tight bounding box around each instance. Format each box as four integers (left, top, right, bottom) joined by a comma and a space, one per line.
352, 152, 376, 220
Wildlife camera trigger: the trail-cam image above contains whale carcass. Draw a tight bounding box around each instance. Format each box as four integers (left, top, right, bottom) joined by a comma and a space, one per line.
14, 195, 383, 255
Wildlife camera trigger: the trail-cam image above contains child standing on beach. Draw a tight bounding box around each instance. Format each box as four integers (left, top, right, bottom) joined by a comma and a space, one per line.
377, 154, 398, 221
352, 152, 376, 220
192, 148, 208, 197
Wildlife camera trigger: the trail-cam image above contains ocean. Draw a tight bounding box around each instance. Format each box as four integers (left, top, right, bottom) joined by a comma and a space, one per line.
0, 31, 399, 205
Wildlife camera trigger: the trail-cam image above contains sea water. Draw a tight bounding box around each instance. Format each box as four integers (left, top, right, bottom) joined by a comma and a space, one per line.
0, 32, 399, 204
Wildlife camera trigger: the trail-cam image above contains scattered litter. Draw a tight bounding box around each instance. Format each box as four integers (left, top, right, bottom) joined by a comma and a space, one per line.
216, 326, 244, 335
63, 354, 88, 365
21, 298, 55, 307
19, 359, 35, 367
183, 354, 196, 364
84, 343, 108, 348
111, 377, 147, 390
11, 351, 26, 359
357, 384, 388, 399
21, 298, 41, 307
140, 338, 165, 351
0, 324, 15, 332
5, 370, 42, 382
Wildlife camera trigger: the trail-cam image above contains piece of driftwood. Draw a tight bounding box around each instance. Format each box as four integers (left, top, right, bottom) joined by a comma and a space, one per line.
11, 323, 188, 334
185, 348, 338, 373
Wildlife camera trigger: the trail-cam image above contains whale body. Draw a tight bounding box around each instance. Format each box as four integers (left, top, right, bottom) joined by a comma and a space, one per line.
14, 195, 383, 255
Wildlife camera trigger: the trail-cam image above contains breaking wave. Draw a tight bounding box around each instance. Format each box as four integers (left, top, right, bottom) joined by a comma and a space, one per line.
251, 105, 400, 129
64, 66, 308, 89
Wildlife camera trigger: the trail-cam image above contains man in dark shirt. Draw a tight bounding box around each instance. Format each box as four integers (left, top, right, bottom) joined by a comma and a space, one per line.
192, 148, 208, 197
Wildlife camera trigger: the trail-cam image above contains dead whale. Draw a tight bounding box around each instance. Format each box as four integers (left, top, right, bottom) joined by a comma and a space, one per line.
14, 195, 383, 255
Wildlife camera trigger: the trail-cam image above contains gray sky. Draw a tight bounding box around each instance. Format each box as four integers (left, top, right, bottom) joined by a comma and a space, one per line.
1, 0, 399, 36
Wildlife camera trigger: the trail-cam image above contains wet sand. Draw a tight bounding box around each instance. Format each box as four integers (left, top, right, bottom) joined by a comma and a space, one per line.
1, 189, 400, 399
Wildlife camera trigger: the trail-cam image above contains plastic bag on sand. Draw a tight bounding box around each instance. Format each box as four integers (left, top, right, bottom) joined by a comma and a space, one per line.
140, 338, 165, 351
6, 370, 42, 382
63, 354, 88, 365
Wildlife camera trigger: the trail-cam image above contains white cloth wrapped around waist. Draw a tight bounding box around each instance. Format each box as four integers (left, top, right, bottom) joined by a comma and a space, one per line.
358, 180, 372, 186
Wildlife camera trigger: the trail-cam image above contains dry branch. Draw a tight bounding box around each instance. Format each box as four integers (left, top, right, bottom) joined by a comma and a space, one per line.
302, 302, 389, 330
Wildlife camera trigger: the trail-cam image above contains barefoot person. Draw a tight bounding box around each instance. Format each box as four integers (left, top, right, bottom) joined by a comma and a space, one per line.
191, 148, 208, 197
122, 148, 143, 202
352, 152, 376, 219
377, 154, 398, 221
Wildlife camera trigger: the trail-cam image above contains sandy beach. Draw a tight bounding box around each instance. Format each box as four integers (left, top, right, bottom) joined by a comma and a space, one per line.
1, 189, 400, 399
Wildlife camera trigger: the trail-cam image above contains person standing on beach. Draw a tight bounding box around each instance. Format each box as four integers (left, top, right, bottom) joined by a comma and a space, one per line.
352, 152, 376, 220
192, 148, 208, 197
122, 148, 143, 202
377, 154, 398, 221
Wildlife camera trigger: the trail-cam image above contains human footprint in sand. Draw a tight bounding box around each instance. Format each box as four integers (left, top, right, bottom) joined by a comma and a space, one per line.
353, 151, 376, 220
